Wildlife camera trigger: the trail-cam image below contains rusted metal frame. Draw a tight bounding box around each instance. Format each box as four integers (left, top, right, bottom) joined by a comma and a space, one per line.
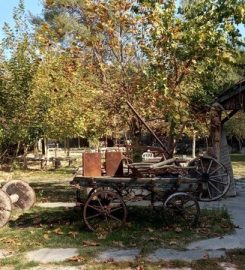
221, 109, 239, 125
126, 101, 169, 159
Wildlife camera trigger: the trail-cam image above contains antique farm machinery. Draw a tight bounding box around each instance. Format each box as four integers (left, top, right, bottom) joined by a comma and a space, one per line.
70, 101, 231, 232
0, 180, 36, 227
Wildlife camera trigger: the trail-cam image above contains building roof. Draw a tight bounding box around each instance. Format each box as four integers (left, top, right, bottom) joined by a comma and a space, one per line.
214, 79, 245, 110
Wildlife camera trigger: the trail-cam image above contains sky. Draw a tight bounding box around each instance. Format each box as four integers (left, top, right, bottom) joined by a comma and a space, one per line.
0, 0, 244, 39
0, 0, 42, 39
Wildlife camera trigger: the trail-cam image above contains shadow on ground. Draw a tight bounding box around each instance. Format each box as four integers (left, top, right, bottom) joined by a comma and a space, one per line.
31, 182, 76, 202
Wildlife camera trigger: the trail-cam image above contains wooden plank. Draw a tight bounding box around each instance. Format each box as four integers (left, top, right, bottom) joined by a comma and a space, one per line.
71, 175, 198, 188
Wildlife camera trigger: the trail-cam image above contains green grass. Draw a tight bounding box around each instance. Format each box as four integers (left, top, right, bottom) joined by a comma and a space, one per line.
0, 204, 235, 269
0, 204, 234, 253
0, 163, 241, 269
230, 154, 245, 162
226, 249, 245, 270
231, 154, 245, 177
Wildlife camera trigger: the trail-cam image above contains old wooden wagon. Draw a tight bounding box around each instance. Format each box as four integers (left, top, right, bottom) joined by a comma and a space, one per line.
70, 153, 230, 232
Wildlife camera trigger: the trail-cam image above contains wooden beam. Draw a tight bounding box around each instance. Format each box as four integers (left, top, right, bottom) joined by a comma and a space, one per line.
221, 109, 239, 125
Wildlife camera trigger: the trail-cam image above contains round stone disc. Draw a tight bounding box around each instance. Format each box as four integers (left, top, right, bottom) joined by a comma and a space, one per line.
2, 180, 36, 210
0, 189, 12, 227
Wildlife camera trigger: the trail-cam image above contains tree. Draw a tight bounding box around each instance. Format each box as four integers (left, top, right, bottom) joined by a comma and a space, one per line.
225, 112, 245, 152
30, 49, 106, 145
0, 1, 40, 164
137, 0, 244, 156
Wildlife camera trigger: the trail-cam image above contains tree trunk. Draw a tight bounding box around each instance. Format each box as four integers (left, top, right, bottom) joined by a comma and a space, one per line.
44, 137, 48, 160
66, 138, 70, 157
15, 141, 21, 158
238, 138, 242, 153
23, 145, 29, 170
34, 139, 39, 158
192, 131, 196, 158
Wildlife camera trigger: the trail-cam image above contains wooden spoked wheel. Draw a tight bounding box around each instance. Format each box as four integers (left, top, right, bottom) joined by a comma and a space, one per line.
188, 156, 231, 202
83, 190, 127, 232
164, 192, 200, 227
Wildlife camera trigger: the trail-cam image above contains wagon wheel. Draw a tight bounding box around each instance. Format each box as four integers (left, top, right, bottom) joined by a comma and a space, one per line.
188, 156, 231, 201
164, 192, 200, 227
83, 190, 127, 232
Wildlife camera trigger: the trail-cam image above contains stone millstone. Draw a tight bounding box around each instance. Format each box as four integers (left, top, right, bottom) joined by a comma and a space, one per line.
2, 180, 36, 210
0, 189, 12, 227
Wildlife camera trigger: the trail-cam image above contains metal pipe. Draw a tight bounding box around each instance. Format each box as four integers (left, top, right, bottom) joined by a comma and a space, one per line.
126, 101, 169, 159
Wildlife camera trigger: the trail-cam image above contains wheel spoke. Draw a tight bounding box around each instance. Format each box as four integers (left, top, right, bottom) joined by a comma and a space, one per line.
207, 184, 212, 199
195, 170, 202, 176
209, 173, 227, 179
105, 215, 112, 231
200, 159, 205, 173
208, 181, 222, 194
96, 197, 104, 209
207, 159, 213, 173
110, 206, 123, 213
108, 214, 122, 223
87, 204, 102, 212
86, 213, 102, 220
209, 165, 222, 175
209, 178, 227, 185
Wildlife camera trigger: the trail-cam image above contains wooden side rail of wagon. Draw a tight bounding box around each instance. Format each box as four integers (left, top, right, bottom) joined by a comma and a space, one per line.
70, 174, 201, 232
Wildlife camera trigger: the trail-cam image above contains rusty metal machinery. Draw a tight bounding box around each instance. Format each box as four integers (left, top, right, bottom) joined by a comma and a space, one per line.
0, 180, 36, 227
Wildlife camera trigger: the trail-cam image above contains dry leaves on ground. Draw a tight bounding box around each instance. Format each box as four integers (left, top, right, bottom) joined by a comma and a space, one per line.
82, 240, 100, 247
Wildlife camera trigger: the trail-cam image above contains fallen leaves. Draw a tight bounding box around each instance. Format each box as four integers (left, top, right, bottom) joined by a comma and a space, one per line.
53, 228, 64, 235
0, 237, 21, 246
43, 233, 49, 240
174, 227, 182, 233
82, 240, 100, 247
68, 231, 79, 238
69, 255, 85, 262
146, 227, 154, 233
112, 241, 124, 248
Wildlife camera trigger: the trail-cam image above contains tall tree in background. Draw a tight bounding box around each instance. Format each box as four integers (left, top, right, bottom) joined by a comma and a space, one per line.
33, 0, 147, 139
137, 0, 244, 156
0, 1, 40, 163
0, 0, 244, 163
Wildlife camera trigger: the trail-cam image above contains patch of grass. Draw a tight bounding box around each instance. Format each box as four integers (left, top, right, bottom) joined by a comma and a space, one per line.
0, 205, 234, 257
230, 154, 245, 162
191, 259, 223, 270
231, 154, 245, 177
226, 249, 245, 270
32, 181, 76, 202
0, 167, 75, 184
0, 254, 39, 270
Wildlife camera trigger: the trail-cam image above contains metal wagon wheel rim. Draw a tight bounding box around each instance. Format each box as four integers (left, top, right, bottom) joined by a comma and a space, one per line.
164, 192, 200, 227
188, 156, 231, 202
83, 190, 127, 232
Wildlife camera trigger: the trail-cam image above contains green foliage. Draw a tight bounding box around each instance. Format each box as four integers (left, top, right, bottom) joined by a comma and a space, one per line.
0, 1, 40, 158
0, 0, 244, 160
225, 112, 245, 150
137, 0, 244, 149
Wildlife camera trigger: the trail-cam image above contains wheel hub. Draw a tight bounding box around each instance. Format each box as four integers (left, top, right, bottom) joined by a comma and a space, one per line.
201, 172, 210, 182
